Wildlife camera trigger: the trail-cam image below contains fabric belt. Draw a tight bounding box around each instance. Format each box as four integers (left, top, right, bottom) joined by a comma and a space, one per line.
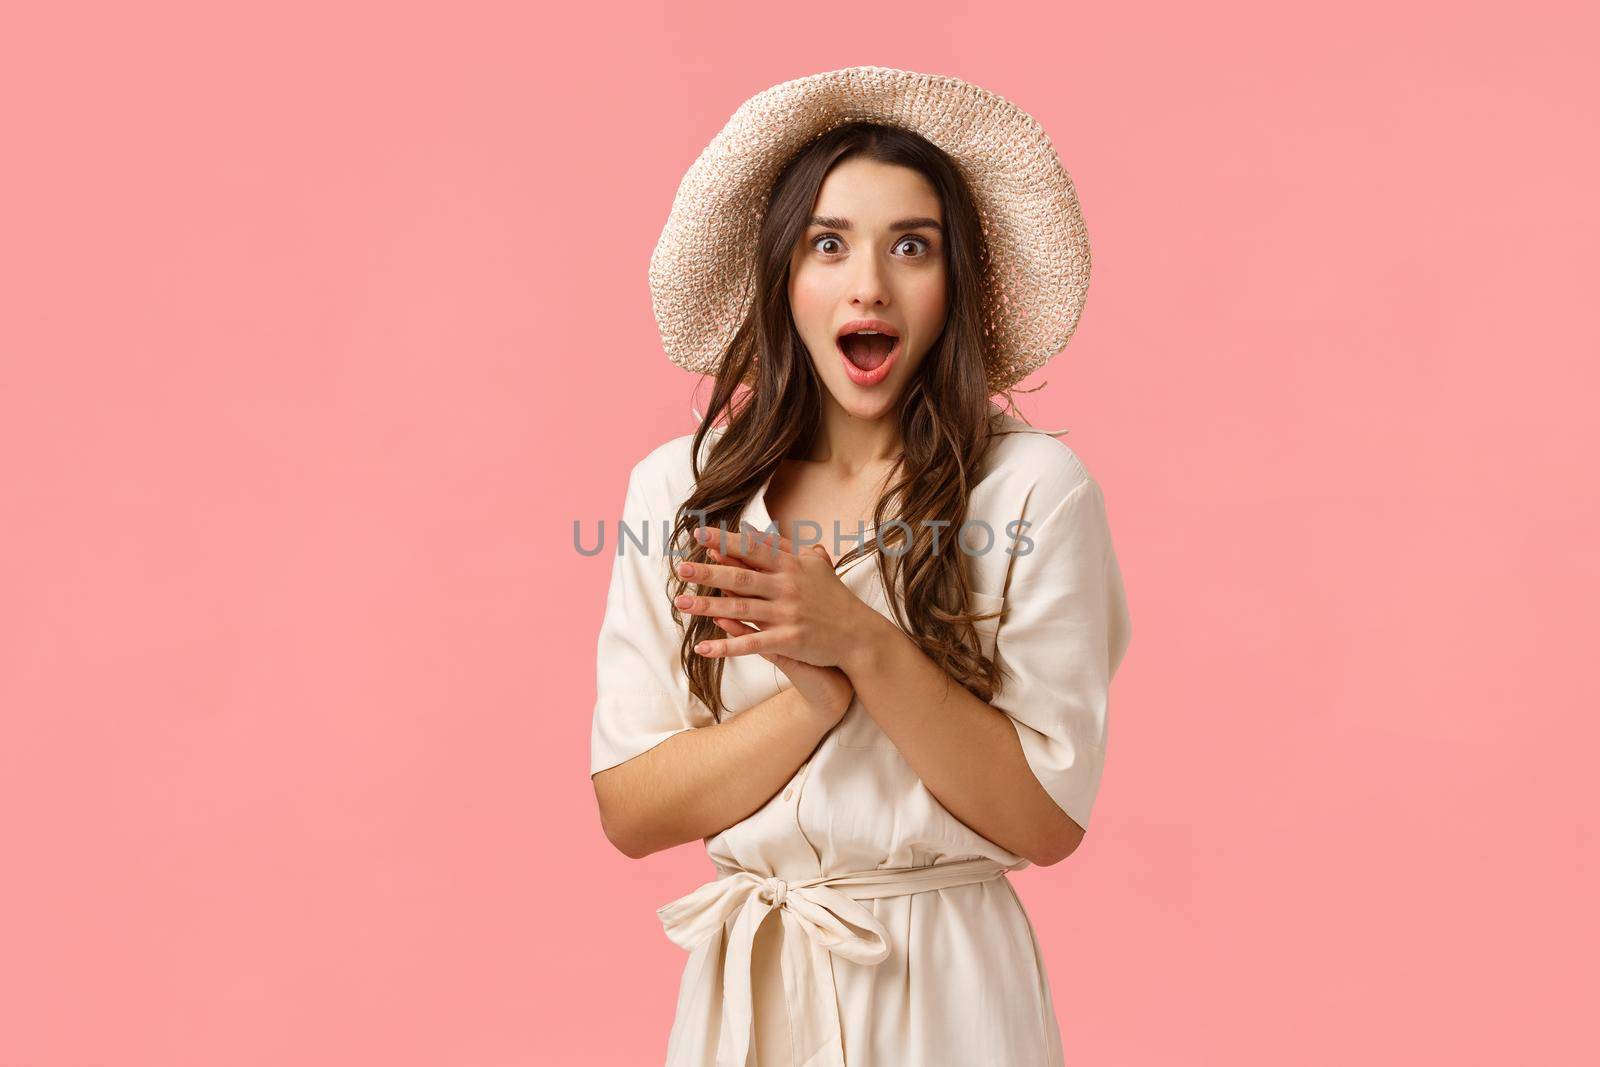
657, 856, 1011, 1067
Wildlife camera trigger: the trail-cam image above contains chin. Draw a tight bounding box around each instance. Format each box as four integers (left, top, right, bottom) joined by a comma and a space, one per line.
827, 380, 903, 420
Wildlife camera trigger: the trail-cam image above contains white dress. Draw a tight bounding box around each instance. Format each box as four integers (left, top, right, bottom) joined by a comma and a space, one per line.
590, 406, 1133, 1066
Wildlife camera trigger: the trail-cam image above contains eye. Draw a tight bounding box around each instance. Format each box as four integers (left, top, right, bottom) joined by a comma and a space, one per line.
809, 233, 934, 258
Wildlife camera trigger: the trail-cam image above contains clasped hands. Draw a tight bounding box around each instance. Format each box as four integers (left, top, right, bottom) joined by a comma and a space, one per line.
674, 522, 884, 723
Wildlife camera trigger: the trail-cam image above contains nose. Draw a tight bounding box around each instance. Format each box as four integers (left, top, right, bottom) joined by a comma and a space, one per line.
848, 250, 891, 309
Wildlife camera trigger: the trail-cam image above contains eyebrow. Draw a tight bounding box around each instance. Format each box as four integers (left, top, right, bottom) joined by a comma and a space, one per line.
809, 214, 944, 234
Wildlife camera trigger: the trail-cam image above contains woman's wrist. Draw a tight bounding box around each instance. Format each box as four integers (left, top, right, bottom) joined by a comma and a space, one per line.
785, 683, 850, 732
839, 600, 896, 680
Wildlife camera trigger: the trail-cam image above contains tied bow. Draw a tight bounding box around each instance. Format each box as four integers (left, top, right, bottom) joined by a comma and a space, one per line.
657, 869, 891, 1067
656, 857, 1011, 1067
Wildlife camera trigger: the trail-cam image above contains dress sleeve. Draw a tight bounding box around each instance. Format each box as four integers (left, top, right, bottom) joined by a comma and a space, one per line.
993, 476, 1132, 831
589, 460, 713, 777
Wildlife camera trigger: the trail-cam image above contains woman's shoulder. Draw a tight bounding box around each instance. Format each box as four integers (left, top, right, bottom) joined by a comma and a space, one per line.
631, 431, 698, 477
624, 431, 705, 514
976, 407, 1097, 517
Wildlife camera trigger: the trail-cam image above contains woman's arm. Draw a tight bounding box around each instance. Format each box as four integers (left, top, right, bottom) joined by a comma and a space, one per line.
592, 685, 840, 859
682, 477, 1126, 868
842, 619, 1085, 866
677, 523, 1086, 866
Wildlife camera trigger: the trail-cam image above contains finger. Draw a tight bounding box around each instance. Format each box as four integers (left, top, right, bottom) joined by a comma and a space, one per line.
735, 522, 791, 565
759, 528, 829, 561
674, 558, 775, 598
700, 524, 806, 566
693, 629, 773, 658
717, 618, 800, 669
694, 523, 787, 570
713, 617, 772, 648
719, 616, 815, 671
708, 546, 759, 570
674, 590, 782, 623
737, 523, 798, 555
707, 546, 741, 569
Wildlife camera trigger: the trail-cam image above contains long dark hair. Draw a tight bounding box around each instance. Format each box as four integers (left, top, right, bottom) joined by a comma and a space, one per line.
669, 121, 1035, 720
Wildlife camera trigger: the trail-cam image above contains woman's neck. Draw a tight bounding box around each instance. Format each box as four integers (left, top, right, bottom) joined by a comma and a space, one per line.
805, 398, 902, 472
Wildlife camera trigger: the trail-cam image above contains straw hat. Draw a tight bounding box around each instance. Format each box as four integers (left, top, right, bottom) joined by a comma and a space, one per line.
648, 65, 1092, 396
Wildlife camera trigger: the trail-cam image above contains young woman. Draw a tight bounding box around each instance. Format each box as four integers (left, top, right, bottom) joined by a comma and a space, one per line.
590, 67, 1132, 1067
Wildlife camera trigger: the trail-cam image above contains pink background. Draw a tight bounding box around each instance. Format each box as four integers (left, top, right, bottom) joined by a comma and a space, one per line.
3, 2, 1595, 1064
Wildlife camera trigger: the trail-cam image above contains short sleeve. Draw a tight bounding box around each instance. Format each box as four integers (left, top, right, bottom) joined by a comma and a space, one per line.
589, 460, 712, 777
993, 476, 1132, 831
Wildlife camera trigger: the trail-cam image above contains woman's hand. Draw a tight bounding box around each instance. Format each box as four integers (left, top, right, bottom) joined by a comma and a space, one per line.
699, 541, 855, 727
674, 522, 875, 705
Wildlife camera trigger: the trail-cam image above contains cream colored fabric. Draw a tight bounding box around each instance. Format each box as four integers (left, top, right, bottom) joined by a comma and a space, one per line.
658, 857, 1011, 1067
591, 406, 1133, 1066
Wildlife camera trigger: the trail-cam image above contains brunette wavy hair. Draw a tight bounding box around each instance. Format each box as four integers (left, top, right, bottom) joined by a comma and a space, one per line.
667, 121, 1040, 721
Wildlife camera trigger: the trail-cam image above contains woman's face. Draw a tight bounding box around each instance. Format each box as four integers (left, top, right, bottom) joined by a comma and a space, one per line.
788, 157, 949, 422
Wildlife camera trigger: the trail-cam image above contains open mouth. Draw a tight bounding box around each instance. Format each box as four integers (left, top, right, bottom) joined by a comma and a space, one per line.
838, 331, 898, 372
835, 323, 903, 385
